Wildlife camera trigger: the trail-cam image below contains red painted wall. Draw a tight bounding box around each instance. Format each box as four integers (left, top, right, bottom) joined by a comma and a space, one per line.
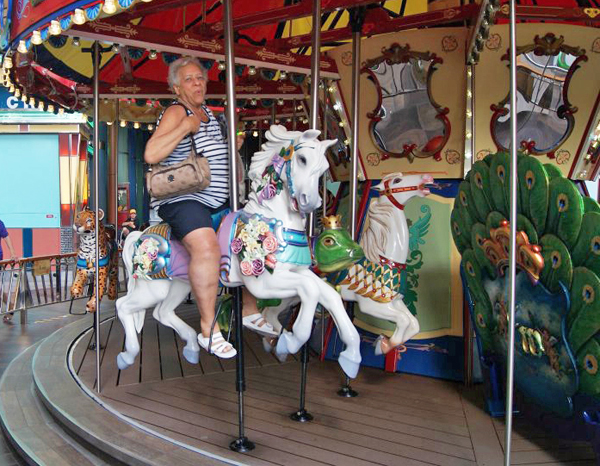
4, 228, 61, 259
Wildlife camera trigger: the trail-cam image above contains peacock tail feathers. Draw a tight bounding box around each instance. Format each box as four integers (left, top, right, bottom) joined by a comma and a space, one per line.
453, 152, 600, 403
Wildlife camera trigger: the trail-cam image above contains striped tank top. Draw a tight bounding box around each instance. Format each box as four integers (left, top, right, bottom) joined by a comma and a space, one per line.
150, 104, 230, 210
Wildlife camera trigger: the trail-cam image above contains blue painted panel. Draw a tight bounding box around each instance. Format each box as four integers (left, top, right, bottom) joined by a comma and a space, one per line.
0, 134, 60, 228
325, 326, 465, 381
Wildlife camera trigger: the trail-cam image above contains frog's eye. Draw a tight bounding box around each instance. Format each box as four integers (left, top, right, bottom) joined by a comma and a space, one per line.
323, 237, 335, 247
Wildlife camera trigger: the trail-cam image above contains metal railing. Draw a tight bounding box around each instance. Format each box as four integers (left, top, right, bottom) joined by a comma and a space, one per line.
0, 252, 127, 322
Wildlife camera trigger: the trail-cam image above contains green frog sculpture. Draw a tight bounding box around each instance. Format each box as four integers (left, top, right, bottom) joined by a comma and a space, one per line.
453, 151, 600, 417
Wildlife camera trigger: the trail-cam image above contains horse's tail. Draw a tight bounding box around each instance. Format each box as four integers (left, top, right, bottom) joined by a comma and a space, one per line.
122, 231, 142, 294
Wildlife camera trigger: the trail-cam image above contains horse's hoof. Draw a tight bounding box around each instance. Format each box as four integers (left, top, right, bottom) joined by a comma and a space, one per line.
274, 333, 290, 362
182, 347, 200, 365
117, 352, 133, 370
338, 353, 360, 379
262, 337, 276, 354
373, 335, 384, 356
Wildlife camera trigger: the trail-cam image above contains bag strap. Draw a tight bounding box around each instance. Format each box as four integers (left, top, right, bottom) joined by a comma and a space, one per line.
149, 102, 203, 171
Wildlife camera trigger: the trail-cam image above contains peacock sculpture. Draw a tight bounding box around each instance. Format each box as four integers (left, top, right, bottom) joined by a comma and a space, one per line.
452, 151, 600, 417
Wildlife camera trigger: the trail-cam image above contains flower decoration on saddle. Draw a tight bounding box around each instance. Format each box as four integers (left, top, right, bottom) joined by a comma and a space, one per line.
232, 215, 279, 277
256, 144, 295, 204
132, 237, 161, 279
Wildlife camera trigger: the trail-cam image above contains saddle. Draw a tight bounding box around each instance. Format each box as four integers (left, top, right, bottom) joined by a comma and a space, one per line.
131, 223, 190, 280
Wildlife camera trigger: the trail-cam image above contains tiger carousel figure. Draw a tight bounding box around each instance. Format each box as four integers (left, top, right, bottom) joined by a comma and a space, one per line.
70, 208, 119, 313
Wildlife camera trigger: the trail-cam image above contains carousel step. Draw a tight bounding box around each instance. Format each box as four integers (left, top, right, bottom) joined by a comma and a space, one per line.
0, 343, 115, 466
32, 313, 230, 466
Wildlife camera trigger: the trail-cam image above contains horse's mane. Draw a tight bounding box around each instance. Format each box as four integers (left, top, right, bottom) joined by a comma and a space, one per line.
360, 197, 396, 263
248, 125, 303, 184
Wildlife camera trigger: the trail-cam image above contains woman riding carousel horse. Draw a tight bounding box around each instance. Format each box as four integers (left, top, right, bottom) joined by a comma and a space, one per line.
140, 56, 276, 359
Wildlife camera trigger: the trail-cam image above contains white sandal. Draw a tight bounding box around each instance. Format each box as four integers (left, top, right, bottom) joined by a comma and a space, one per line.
242, 313, 278, 337
198, 331, 237, 359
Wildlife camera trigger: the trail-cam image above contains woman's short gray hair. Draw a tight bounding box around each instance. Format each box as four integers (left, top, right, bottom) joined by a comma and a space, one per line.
167, 57, 207, 91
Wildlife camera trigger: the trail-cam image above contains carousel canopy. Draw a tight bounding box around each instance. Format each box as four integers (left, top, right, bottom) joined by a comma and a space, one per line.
1, 0, 599, 120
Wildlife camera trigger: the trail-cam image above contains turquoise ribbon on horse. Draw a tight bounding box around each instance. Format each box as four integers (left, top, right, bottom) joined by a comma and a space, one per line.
278, 228, 311, 266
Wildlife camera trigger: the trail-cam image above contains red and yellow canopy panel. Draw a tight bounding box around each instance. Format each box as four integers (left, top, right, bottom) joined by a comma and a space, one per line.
1, 0, 599, 118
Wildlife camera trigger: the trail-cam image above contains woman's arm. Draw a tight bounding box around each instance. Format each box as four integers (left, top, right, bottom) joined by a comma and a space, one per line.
4, 234, 17, 261
144, 105, 202, 164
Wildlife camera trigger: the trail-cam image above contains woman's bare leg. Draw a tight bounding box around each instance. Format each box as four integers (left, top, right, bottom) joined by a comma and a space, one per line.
181, 228, 227, 342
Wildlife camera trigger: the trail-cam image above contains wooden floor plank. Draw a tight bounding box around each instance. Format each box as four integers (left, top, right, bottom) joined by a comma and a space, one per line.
104, 389, 446, 466
74, 319, 112, 390
461, 386, 504, 466
140, 320, 161, 384
239, 369, 470, 435
103, 394, 331, 466
99, 318, 125, 390
150, 381, 477, 462
178, 373, 475, 449
244, 331, 281, 367
157, 325, 183, 381
244, 364, 467, 420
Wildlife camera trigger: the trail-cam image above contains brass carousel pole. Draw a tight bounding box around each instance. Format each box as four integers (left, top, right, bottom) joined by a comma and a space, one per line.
224, 0, 254, 453
93, 41, 102, 393
290, 0, 321, 424
504, 0, 518, 464
338, 6, 365, 399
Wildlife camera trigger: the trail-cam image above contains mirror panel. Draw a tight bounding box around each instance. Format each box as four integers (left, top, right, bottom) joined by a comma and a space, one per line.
491, 33, 586, 157
362, 43, 450, 161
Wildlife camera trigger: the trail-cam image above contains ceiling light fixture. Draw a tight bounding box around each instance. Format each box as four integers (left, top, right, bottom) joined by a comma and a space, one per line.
72, 9, 86, 25
102, 0, 117, 14
49, 20, 62, 35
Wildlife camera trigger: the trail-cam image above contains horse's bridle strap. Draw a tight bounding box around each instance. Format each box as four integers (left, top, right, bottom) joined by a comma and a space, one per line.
381, 179, 419, 210
379, 255, 406, 271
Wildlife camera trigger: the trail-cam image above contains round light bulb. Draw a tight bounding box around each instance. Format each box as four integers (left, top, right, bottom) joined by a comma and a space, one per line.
72, 37, 80, 47
277, 98, 284, 106
133, 122, 140, 129
49, 20, 62, 36
3, 56, 13, 69
248, 66, 257, 75
72, 9, 86, 25
252, 131, 258, 137
47, 104, 54, 113
58, 107, 64, 115
250, 98, 257, 106
148, 124, 154, 131
111, 43, 120, 53
120, 120, 126, 127
102, 0, 117, 14
280, 71, 287, 80
148, 50, 157, 60
31, 30, 43, 45
218, 62, 226, 71
17, 40, 28, 54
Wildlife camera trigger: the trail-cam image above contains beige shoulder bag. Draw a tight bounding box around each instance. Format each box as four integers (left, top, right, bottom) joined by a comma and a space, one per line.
145, 104, 211, 200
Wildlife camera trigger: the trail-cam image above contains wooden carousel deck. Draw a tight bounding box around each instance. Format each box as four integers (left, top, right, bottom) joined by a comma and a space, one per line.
67, 303, 596, 466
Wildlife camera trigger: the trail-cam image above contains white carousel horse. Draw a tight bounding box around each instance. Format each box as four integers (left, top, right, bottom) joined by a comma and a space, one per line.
217, 125, 361, 378
340, 172, 433, 355
115, 125, 361, 378
260, 172, 434, 357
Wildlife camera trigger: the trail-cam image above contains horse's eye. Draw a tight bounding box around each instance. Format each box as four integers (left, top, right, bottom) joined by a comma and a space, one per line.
393, 177, 401, 184
298, 155, 307, 166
